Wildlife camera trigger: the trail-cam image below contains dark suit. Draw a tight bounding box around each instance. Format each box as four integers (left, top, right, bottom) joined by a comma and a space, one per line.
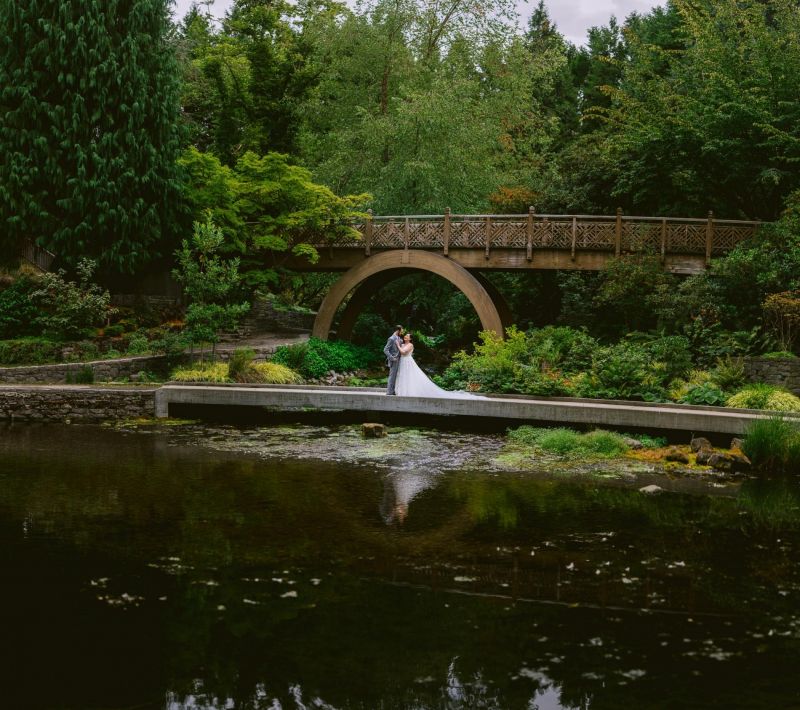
383, 333, 402, 395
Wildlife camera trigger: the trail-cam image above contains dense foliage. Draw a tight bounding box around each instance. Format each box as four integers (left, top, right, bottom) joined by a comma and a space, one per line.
271, 337, 381, 379
0, 0, 183, 272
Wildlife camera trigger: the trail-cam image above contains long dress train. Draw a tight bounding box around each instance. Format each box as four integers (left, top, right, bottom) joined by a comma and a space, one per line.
394, 349, 483, 399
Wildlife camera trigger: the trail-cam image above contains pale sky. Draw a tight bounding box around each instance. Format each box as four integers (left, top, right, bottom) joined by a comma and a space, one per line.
172, 0, 663, 47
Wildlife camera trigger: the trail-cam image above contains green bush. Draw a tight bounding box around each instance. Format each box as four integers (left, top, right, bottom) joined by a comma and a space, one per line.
125, 332, 150, 355
761, 351, 799, 360
227, 348, 255, 382
271, 337, 378, 379
742, 417, 800, 472
577, 342, 666, 401
0, 337, 62, 365
507, 426, 630, 459
171, 362, 230, 383
0, 276, 43, 339
711, 355, 746, 391
73, 366, 94, 384
726, 384, 800, 412
32, 259, 115, 340
679, 382, 727, 406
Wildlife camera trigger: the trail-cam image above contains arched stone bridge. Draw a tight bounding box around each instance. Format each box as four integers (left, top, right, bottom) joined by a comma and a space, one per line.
285, 210, 761, 340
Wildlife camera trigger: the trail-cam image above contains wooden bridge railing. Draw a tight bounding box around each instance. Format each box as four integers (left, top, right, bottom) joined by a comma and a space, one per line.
312, 209, 761, 265
21, 238, 56, 272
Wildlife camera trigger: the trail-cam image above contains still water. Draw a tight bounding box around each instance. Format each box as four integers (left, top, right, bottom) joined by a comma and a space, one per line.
1, 421, 799, 709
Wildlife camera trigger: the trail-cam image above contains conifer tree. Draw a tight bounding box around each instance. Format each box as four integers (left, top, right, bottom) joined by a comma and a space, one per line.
0, 0, 183, 273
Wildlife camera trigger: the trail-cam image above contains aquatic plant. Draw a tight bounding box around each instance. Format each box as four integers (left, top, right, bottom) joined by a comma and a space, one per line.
742, 416, 800, 472
506, 426, 629, 459
726, 384, 800, 412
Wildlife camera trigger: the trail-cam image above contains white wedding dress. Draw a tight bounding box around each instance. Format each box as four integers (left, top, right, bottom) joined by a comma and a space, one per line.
394, 345, 483, 399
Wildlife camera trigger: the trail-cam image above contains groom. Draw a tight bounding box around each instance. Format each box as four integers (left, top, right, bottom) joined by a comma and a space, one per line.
383, 325, 404, 395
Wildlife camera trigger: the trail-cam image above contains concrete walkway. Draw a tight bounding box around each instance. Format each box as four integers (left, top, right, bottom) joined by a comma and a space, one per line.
154, 383, 788, 436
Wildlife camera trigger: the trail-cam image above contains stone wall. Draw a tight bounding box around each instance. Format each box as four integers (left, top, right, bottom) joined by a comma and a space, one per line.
0, 354, 170, 384
0, 386, 156, 422
744, 357, 800, 394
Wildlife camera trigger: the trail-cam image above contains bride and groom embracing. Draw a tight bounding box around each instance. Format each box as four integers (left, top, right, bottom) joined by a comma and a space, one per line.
383, 325, 479, 399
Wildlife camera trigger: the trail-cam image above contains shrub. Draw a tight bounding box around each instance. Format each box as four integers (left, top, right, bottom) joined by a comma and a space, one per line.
679, 382, 727, 406
711, 355, 746, 391
577, 342, 666, 401
761, 351, 798, 360
0, 275, 43, 339
32, 259, 115, 340
726, 384, 800, 412
227, 348, 256, 382
742, 417, 800, 472
171, 363, 230, 383
271, 337, 378, 379
126, 332, 150, 355
73, 366, 94, 384
249, 362, 302, 384
0, 337, 61, 365
507, 426, 630, 459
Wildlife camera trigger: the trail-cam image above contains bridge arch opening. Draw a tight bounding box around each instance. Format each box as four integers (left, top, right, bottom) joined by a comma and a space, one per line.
311, 250, 511, 341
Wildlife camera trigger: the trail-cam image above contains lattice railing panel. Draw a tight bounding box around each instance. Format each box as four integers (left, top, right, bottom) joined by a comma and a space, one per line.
371, 222, 405, 248
711, 225, 753, 254
667, 224, 706, 254
621, 223, 660, 252
450, 221, 485, 248
492, 220, 527, 248
409, 221, 443, 247
577, 221, 616, 250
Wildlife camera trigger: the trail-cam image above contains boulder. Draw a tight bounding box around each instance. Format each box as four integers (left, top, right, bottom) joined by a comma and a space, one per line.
729, 450, 752, 471
362, 423, 387, 438
730, 437, 745, 451
665, 447, 690, 464
639, 484, 664, 495
622, 437, 644, 450
690, 437, 713, 453
695, 448, 714, 465
707, 452, 734, 473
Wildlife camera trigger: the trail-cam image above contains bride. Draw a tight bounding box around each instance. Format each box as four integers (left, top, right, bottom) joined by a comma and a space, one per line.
395, 334, 483, 399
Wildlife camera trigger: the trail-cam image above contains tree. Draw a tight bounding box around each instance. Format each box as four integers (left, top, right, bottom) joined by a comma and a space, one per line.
178, 146, 369, 291
0, 0, 183, 273
172, 219, 250, 357
298, 0, 563, 213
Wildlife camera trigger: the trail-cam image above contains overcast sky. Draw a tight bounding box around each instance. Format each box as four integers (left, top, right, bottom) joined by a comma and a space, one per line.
172, 0, 663, 47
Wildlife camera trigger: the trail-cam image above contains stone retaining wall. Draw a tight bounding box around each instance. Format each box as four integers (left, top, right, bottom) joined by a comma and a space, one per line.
0, 354, 169, 384
744, 357, 800, 394
0, 386, 157, 422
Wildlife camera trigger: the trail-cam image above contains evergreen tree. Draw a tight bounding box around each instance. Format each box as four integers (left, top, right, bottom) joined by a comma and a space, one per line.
0, 0, 183, 273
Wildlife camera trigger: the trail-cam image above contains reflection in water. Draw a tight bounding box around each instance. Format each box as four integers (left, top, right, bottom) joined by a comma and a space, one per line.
1, 422, 800, 709
380, 470, 439, 525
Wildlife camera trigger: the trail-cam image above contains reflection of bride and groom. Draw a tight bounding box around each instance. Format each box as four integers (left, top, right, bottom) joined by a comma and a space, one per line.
383, 325, 479, 399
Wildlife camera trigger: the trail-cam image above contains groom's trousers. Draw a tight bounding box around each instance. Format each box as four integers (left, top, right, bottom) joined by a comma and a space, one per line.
386, 358, 400, 395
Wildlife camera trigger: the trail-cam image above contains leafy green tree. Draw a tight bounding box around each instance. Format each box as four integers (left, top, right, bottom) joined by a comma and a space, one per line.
172, 219, 250, 357
596, 0, 800, 218
0, 0, 183, 272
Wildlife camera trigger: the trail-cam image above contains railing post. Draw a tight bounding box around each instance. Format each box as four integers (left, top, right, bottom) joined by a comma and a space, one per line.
571, 215, 577, 261
485, 216, 491, 260
364, 209, 373, 257
615, 207, 622, 256
660, 217, 667, 263
526, 206, 534, 262
443, 207, 450, 256
403, 216, 410, 262
705, 210, 714, 266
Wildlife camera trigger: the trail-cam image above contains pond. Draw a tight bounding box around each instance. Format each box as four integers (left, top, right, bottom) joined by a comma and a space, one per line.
1, 421, 799, 709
